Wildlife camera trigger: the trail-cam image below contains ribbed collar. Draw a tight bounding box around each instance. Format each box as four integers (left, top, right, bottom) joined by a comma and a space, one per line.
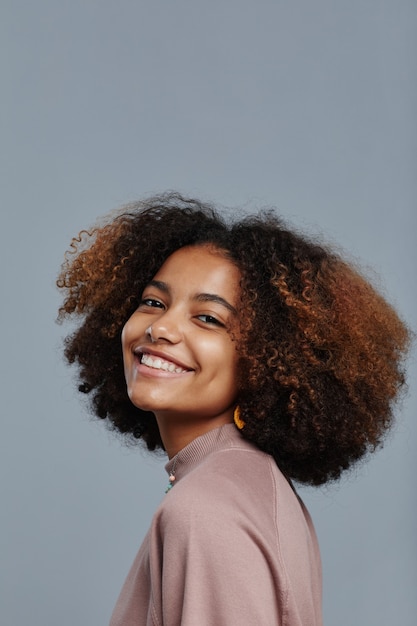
164, 423, 246, 484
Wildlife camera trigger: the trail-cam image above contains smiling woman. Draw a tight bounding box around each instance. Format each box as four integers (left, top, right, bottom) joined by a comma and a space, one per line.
57, 192, 410, 626
121, 245, 241, 458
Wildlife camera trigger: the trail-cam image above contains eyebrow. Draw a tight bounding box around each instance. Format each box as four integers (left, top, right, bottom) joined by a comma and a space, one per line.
145, 280, 237, 315
147, 280, 169, 293
194, 293, 237, 315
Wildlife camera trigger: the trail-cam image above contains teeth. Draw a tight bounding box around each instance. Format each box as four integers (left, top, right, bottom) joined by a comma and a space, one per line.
141, 353, 187, 374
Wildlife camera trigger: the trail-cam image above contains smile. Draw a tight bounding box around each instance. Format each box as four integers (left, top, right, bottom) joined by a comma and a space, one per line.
140, 353, 189, 374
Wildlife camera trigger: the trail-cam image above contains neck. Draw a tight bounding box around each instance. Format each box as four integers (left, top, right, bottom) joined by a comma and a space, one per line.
155, 412, 234, 459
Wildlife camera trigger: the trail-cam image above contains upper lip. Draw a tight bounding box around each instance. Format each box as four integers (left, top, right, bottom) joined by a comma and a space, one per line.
133, 345, 194, 371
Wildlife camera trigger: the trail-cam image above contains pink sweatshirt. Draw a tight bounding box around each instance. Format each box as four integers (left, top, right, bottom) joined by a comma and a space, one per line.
110, 424, 322, 625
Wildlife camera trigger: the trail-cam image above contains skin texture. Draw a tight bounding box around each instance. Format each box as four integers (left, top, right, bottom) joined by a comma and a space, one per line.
122, 245, 241, 458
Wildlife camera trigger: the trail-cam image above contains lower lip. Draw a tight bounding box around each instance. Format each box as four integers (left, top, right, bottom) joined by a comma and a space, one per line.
133, 358, 192, 379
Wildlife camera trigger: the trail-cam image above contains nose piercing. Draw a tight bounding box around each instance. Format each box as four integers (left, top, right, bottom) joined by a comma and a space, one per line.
146, 326, 154, 342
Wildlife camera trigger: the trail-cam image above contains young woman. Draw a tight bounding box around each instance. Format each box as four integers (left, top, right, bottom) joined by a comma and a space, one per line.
57, 193, 410, 626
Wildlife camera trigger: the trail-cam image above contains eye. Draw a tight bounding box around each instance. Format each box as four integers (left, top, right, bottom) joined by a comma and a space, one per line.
197, 314, 225, 327
139, 298, 164, 309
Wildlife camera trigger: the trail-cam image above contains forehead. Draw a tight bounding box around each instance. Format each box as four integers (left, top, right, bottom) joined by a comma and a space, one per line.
153, 245, 241, 299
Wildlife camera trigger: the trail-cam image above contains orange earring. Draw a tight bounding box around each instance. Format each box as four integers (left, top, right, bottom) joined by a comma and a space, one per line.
234, 406, 245, 430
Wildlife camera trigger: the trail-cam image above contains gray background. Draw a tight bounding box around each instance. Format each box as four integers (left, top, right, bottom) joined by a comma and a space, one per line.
1, 1, 416, 625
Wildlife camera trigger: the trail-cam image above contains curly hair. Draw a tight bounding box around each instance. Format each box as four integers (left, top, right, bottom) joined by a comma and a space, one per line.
57, 192, 410, 485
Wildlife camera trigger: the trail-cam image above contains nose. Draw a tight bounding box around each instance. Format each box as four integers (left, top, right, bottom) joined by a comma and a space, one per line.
149, 307, 183, 344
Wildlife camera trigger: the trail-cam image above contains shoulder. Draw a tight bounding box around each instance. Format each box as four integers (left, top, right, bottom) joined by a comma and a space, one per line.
157, 443, 300, 538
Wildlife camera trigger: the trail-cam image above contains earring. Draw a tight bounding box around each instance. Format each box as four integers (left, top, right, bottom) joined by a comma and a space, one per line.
234, 406, 245, 430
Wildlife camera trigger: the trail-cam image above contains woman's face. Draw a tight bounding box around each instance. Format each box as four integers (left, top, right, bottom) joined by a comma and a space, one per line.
122, 245, 241, 427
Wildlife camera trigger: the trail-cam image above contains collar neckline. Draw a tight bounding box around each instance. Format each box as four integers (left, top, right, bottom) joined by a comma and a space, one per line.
164, 423, 243, 485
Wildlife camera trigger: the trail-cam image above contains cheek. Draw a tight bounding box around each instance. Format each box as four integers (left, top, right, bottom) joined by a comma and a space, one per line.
121, 319, 136, 373
121, 323, 127, 347
225, 343, 240, 393
206, 338, 239, 385
121, 315, 137, 349
120, 324, 129, 361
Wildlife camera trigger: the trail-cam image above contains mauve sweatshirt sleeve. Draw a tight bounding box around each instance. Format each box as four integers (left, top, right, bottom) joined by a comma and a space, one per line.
146, 448, 322, 626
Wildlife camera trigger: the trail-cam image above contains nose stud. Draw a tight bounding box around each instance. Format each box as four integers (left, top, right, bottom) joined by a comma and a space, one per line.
146, 326, 155, 342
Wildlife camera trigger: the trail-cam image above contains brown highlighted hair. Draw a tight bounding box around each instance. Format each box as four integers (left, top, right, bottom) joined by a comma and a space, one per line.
57, 193, 410, 485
